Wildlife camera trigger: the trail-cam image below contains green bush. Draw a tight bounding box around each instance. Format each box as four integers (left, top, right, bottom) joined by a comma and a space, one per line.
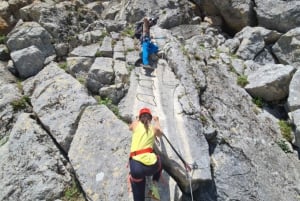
252, 97, 264, 108
127, 65, 135, 72
11, 96, 30, 111
126, 48, 135, 52
95, 96, 120, 117
229, 64, 237, 74
0, 35, 6, 44
95, 50, 103, 57
278, 120, 293, 142
63, 180, 83, 201
199, 115, 207, 124
77, 77, 85, 84
58, 62, 68, 71
237, 75, 248, 87
122, 27, 135, 38
276, 139, 292, 153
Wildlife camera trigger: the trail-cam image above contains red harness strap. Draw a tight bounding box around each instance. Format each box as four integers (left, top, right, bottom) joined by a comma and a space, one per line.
129, 147, 153, 158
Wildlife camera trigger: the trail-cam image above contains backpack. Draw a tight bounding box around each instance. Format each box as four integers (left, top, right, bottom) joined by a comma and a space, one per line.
134, 22, 143, 40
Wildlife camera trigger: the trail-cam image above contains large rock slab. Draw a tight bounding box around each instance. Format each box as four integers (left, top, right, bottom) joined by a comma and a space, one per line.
211, 0, 255, 32
165, 40, 202, 114
0, 61, 20, 107
66, 56, 94, 78
236, 31, 265, 60
245, 64, 295, 101
6, 21, 55, 58
0, 113, 72, 201
99, 36, 113, 57
19, 1, 96, 45
23, 62, 96, 152
68, 105, 131, 201
235, 26, 282, 45
287, 69, 300, 112
86, 57, 114, 94
69, 44, 99, 57
289, 109, 300, 148
113, 40, 125, 61
255, 0, 300, 33
200, 55, 300, 201
272, 27, 300, 68
10, 45, 45, 79
114, 59, 129, 84
0, 61, 21, 140
233, 27, 282, 61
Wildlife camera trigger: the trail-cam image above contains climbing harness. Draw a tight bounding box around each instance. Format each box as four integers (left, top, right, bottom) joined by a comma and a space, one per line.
129, 147, 153, 158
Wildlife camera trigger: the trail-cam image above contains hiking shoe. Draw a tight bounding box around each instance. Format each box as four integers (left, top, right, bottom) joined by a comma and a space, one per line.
149, 183, 160, 200
142, 64, 153, 69
150, 54, 159, 62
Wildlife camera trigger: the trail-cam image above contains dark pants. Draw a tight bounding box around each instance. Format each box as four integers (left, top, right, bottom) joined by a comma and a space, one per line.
129, 157, 161, 201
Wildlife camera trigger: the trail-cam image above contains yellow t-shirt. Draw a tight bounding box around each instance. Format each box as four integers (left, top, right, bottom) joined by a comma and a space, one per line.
130, 122, 157, 165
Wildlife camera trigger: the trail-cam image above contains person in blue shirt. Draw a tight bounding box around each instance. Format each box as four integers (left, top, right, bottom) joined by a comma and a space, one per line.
136, 17, 159, 69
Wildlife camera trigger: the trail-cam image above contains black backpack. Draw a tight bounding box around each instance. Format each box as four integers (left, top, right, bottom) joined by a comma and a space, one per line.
134, 21, 143, 40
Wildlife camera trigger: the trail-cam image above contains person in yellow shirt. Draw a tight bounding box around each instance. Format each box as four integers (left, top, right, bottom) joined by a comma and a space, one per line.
129, 107, 162, 201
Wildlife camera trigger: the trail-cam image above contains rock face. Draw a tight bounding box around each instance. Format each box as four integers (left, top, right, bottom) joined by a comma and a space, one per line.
211, 0, 256, 33
6, 21, 55, 58
1, 0, 300, 201
0, 113, 72, 201
245, 64, 295, 101
68, 105, 131, 201
272, 27, 300, 68
10, 45, 45, 78
23, 62, 97, 152
0, 61, 21, 140
255, 0, 300, 33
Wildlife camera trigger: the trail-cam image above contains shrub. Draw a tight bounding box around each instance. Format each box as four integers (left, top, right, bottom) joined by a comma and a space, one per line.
0, 35, 6, 44
229, 64, 237, 74
95, 96, 120, 117
62, 180, 83, 201
58, 62, 68, 71
252, 97, 264, 108
237, 75, 248, 87
95, 50, 103, 57
77, 77, 85, 84
278, 120, 293, 142
199, 115, 207, 124
122, 27, 135, 38
127, 65, 135, 72
11, 96, 30, 111
126, 48, 135, 52
276, 139, 292, 153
